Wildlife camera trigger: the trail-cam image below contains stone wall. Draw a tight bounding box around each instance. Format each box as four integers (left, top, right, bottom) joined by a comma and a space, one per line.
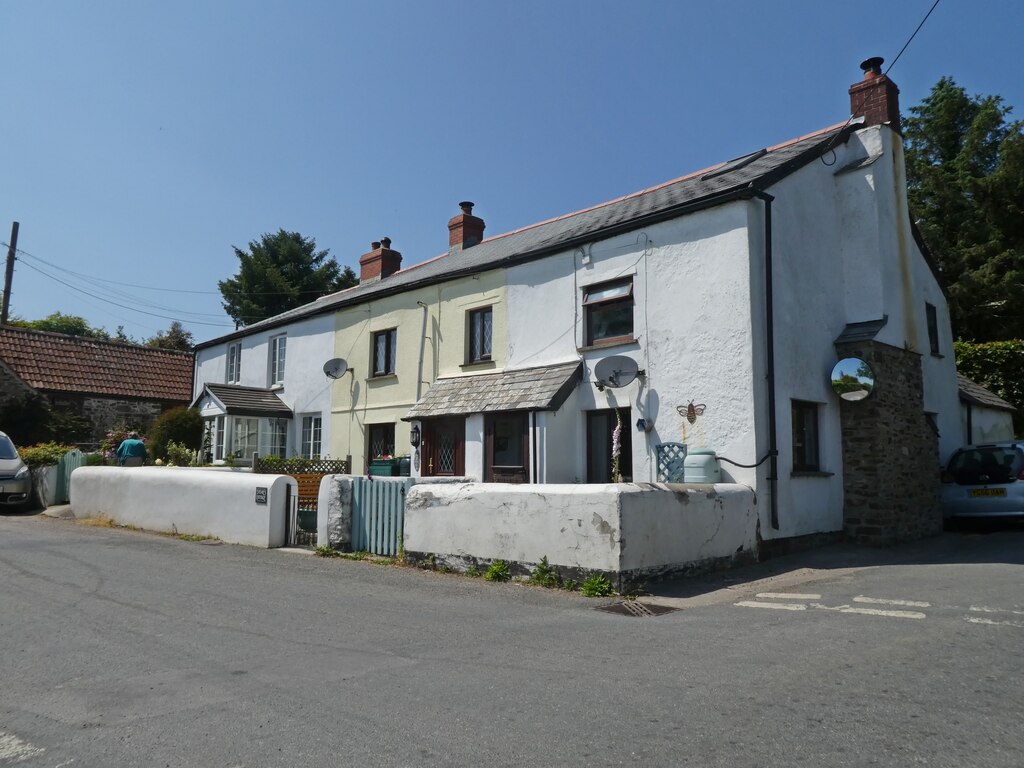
0, 360, 34, 408
48, 393, 170, 446
836, 340, 941, 545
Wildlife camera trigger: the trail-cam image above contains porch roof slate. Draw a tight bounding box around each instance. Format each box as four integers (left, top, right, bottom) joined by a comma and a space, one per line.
834, 316, 888, 345
198, 121, 859, 350
404, 362, 583, 420
957, 374, 1016, 413
197, 383, 293, 418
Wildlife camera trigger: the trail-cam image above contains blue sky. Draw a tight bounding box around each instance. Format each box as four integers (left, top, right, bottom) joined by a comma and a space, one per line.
3, 0, 1021, 344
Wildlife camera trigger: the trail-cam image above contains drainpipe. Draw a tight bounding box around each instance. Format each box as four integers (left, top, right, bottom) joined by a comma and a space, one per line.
531, 411, 539, 483
416, 301, 429, 401
749, 188, 780, 530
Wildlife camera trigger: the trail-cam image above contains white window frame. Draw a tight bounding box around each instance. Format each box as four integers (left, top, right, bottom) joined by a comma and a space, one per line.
269, 334, 287, 386
232, 417, 260, 460
301, 415, 323, 459
226, 342, 241, 384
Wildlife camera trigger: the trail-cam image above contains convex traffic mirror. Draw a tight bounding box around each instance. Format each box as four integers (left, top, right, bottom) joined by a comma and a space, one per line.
830, 357, 875, 401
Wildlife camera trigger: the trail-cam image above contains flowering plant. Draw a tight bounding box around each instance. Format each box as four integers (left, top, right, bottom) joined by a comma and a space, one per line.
610, 411, 623, 483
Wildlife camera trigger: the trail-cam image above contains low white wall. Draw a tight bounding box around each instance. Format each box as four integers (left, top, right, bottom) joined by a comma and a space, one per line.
70, 467, 295, 547
403, 482, 757, 577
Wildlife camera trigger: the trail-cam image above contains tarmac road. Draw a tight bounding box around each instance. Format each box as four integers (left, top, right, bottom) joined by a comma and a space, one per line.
1, 512, 1022, 767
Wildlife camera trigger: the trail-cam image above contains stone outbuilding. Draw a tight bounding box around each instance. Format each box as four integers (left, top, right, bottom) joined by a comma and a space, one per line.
0, 325, 194, 446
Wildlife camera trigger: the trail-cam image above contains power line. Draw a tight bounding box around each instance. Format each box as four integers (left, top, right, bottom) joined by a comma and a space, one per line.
820, 0, 942, 161
4, 242, 354, 297
16, 259, 235, 327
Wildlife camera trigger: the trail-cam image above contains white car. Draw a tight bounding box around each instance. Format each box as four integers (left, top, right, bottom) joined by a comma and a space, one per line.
0, 431, 32, 508
940, 442, 1024, 521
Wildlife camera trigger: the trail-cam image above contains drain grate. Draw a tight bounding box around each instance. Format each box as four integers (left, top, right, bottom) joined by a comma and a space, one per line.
595, 601, 681, 618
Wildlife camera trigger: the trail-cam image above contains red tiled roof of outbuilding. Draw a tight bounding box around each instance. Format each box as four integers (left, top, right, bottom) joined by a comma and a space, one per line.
0, 325, 194, 402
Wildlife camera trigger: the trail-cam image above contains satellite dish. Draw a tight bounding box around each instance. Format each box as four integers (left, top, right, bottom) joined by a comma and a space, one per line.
323, 358, 350, 380
593, 356, 643, 390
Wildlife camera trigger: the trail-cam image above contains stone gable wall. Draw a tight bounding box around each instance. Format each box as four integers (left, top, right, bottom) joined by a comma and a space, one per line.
836, 340, 942, 545
0, 360, 35, 408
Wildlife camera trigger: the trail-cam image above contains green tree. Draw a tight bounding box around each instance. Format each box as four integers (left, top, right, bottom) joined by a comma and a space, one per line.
147, 406, 204, 461
904, 77, 1024, 341
12, 312, 110, 339
145, 321, 194, 351
218, 230, 358, 327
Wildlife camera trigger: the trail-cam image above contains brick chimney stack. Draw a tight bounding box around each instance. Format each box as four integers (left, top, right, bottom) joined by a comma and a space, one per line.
358, 237, 403, 283
447, 201, 486, 253
849, 56, 901, 134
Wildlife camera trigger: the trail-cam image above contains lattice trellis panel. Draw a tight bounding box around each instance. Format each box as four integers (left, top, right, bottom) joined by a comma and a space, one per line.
656, 442, 687, 482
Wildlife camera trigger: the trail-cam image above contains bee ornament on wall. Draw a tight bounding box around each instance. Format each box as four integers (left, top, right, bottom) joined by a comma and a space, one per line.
676, 400, 706, 424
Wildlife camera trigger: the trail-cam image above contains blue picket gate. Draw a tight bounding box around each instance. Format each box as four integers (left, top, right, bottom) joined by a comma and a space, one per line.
55, 448, 86, 504
350, 476, 415, 556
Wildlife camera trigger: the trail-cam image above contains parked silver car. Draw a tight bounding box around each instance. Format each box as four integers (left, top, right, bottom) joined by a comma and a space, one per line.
0, 431, 32, 508
941, 441, 1024, 520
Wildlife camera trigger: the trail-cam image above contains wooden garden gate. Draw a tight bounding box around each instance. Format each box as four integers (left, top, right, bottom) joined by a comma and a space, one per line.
350, 476, 414, 556
55, 448, 86, 504
252, 456, 350, 546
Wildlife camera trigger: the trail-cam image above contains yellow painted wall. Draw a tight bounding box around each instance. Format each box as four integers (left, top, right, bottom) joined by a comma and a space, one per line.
328, 269, 506, 467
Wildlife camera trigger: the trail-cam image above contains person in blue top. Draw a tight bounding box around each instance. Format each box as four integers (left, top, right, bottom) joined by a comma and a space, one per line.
116, 433, 147, 467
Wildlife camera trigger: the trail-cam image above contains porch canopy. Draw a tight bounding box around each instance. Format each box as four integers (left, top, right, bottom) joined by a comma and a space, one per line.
192, 383, 293, 418
403, 362, 582, 419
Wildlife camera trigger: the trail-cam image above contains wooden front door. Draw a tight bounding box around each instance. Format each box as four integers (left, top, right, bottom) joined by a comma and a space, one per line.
422, 417, 465, 477
485, 412, 529, 483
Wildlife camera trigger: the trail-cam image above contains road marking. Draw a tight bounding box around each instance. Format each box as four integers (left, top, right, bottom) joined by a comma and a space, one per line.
969, 605, 1024, 616
837, 607, 926, 619
755, 592, 821, 600
965, 617, 1024, 629
0, 732, 46, 763
853, 596, 931, 608
735, 600, 807, 611
736, 601, 925, 619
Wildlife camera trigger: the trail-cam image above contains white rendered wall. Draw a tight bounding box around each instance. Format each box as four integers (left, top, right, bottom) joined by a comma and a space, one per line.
403, 482, 757, 574
961, 405, 1015, 444
70, 466, 294, 547
506, 206, 759, 487
194, 313, 336, 456
749, 124, 961, 539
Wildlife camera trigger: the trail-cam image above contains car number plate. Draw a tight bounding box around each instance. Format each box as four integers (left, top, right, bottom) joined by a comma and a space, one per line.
970, 488, 1007, 498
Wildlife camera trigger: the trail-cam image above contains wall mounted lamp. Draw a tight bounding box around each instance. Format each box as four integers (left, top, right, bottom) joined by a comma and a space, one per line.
410, 424, 421, 449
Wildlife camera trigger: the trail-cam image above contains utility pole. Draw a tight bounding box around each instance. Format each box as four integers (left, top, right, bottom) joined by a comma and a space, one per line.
2, 221, 19, 325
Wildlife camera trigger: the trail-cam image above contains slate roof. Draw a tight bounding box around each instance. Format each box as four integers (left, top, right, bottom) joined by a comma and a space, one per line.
196, 383, 293, 417
198, 121, 858, 349
0, 325, 194, 402
404, 362, 583, 419
957, 374, 1016, 412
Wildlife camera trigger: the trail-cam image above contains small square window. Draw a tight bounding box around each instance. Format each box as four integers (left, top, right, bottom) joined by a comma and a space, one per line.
467, 307, 493, 363
372, 329, 397, 376
583, 279, 634, 346
792, 400, 820, 472
368, 423, 395, 460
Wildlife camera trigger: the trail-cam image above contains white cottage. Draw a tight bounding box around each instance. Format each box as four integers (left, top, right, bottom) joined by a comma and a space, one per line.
194, 58, 959, 547
192, 312, 337, 462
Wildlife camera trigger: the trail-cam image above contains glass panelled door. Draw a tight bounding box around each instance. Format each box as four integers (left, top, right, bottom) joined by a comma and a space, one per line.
423, 417, 465, 477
